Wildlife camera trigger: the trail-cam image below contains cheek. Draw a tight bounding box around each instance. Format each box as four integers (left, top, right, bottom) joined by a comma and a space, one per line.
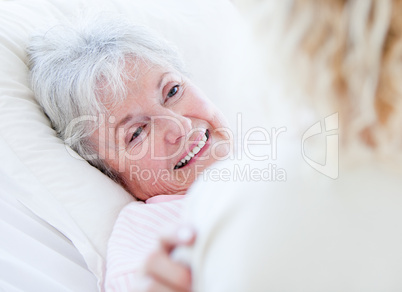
125, 137, 168, 165
124, 143, 153, 172
183, 90, 225, 127
119, 151, 162, 198
126, 141, 150, 160
197, 100, 228, 131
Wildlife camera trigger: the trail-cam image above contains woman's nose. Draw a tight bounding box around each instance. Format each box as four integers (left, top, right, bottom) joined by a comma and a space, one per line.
156, 114, 192, 144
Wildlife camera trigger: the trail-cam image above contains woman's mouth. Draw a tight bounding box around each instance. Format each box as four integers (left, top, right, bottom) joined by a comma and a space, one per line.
174, 130, 209, 170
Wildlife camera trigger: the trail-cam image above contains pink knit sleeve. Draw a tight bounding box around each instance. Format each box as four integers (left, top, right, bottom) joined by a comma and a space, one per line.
104, 199, 185, 291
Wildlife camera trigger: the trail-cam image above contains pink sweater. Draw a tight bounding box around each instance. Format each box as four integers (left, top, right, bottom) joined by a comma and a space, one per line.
104, 195, 185, 291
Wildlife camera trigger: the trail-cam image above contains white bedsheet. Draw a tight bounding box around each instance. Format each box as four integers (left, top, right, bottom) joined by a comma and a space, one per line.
0, 166, 98, 291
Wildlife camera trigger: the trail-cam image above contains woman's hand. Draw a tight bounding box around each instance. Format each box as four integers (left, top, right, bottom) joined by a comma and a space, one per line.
143, 227, 196, 292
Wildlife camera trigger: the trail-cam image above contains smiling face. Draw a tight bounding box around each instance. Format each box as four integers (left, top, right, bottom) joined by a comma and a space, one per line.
90, 61, 231, 200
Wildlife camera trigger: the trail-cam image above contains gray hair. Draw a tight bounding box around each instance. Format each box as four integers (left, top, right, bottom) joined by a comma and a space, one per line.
27, 14, 186, 181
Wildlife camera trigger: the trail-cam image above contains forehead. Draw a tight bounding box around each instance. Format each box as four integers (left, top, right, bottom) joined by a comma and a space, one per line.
100, 61, 157, 104
96, 58, 167, 103
102, 62, 176, 120
126, 62, 165, 94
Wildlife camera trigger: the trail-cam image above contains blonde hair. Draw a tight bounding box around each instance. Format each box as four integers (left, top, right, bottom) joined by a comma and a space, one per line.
243, 0, 402, 158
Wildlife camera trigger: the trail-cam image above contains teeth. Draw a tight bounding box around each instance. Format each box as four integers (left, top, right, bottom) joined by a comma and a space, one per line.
192, 146, 201, 154
174, 131, 209, 169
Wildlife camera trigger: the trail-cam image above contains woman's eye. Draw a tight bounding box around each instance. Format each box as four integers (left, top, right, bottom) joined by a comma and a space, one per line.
167, 85, 179, 99
129, 126, 144, 143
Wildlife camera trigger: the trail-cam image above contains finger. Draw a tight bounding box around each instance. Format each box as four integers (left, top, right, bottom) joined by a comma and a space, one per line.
159, 226, 196, 253
144, 278, 184, 292
145, 250, 192, 292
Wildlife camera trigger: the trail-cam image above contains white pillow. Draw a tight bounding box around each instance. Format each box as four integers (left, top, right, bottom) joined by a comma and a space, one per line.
0, 0, 242, 285
0, 0, 135, 285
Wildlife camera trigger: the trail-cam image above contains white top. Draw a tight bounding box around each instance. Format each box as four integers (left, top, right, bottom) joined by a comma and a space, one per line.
183, 150, 402, 291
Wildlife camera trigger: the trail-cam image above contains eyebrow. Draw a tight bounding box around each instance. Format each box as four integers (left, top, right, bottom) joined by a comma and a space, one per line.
157, 71, 173, 89
115, 114, 133, 131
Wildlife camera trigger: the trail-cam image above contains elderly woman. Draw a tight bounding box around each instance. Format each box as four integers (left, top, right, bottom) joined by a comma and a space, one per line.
27, 15, 231, 292
28, 15, 231, 202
